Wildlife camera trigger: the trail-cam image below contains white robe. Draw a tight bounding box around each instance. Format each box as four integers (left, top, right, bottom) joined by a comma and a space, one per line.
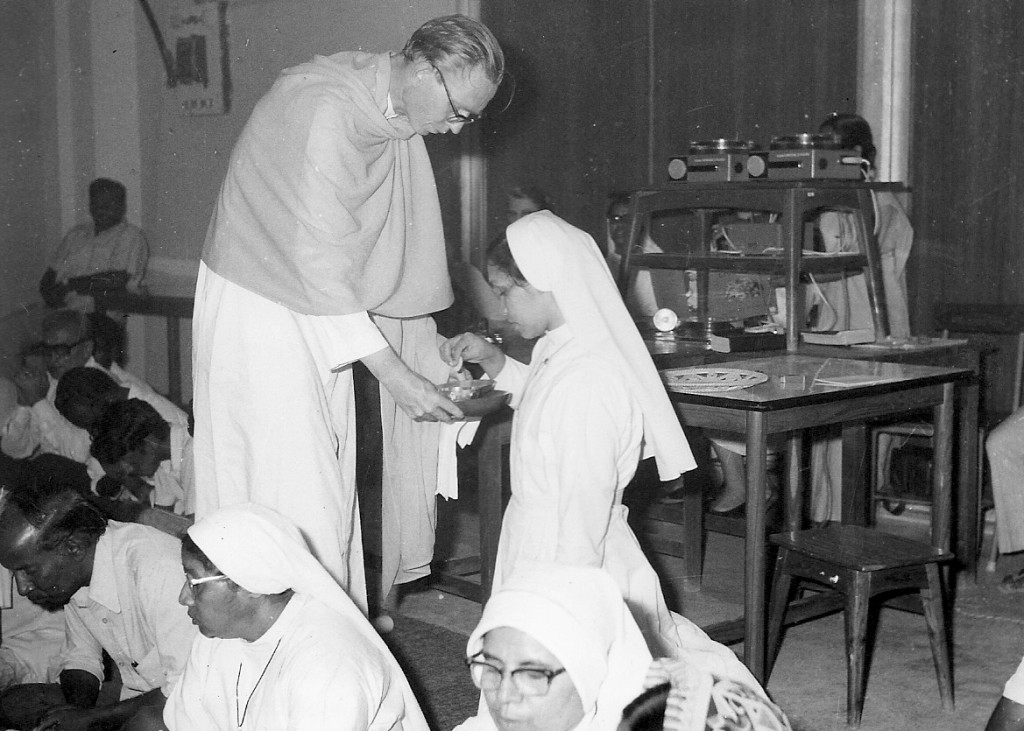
191, 264, 387, 611
493, 327, 694, 659
165, 593, 423, 731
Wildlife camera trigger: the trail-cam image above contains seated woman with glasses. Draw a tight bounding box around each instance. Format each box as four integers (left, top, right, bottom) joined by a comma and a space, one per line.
161, 503, 428, 731
455, 563, 652, 731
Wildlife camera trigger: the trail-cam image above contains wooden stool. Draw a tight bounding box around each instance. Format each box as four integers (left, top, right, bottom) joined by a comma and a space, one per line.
766, 525, 954, 726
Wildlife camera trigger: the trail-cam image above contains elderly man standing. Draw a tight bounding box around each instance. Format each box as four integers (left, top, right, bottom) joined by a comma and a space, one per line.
192, 14, 505, 610
0, 472, 195, 730
162, 503, 428, 730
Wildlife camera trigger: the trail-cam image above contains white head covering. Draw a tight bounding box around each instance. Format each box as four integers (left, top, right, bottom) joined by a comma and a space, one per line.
0, 378, 17, 429
505, 211, 695, 480
464, 563, 652, 731
187, 503, 428, 729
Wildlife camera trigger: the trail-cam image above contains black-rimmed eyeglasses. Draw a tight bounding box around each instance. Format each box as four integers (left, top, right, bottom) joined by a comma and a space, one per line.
432, 64, 481, 125
466, 655, 566, 697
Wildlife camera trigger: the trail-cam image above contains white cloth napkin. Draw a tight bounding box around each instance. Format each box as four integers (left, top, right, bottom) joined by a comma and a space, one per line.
435, 419, 483, 500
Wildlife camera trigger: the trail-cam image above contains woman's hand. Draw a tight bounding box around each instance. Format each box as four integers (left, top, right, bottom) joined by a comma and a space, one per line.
440, 333, 505, 379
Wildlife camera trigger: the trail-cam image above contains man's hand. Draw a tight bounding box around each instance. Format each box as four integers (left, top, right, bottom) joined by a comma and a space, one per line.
31, 704, 97, 731
14, 364, 49, 407
361, 347, 463, 423
440, 333, 505, 379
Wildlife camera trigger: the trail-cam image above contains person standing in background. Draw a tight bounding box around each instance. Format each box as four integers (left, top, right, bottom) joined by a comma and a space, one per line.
808, 113, 915, 526
191, 14, 505, 613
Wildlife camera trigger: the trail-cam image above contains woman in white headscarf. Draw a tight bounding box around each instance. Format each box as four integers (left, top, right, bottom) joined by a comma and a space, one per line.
441, 211, 722, 662
162, 502, 429, 731
455, 563, 652, 731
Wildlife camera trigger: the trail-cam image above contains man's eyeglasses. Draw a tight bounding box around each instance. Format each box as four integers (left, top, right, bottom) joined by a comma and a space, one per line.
432, 64, 481, 125
185, 574, 230, 593
27, 337, 93, 361
466, 655, 566, 697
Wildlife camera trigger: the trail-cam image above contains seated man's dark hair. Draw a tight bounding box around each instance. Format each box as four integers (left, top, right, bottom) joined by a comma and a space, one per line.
89, 177, 127, 202
42, 308, 89, 341
819, 112, 877, 168
90, 398, 164, 465
55, 367, 123, 430
4, 459, 107, 552
87, 313, 127, 368
509, 184, 554, 213
617, 683, 669, 731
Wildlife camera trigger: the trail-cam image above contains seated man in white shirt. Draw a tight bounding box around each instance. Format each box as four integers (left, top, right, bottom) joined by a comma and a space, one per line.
88, 399, 194, 519
0, 453, 66, 697
2, 311, 187, 464
0, 471, 195, 730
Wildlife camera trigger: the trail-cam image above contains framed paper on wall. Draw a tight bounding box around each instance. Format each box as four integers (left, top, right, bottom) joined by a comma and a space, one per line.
171, 0, 230, 115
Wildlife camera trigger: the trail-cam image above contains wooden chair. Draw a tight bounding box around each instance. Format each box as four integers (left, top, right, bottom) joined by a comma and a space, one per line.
766, 525, 954, 727
871, 305, 1024, 570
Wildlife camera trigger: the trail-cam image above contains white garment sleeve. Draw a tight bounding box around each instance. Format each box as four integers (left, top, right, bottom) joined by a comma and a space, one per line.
328, 311, 389, 368
493, 357, 530, 408
3, 401, 90, 463
60, 605, 105, 683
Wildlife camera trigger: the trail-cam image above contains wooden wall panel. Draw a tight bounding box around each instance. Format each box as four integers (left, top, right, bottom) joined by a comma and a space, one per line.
480, 1, 858, 252
911, 1, 1024, 321
481, 2, 650, 244
652, 0, 858, 171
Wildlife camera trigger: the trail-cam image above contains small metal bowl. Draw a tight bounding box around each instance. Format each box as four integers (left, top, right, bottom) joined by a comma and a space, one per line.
437, 379, 496, 403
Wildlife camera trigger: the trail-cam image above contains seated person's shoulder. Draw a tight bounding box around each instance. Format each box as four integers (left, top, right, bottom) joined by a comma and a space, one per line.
272, 598, 396, 701
107, 520, 183, 561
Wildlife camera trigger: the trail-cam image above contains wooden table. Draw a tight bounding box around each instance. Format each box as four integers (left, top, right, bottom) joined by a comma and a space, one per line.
93, 291, 194, 406
646, 335, 982, 574
662, 354, 970, 682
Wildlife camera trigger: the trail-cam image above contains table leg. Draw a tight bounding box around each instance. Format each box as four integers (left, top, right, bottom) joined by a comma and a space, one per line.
955, 378, 979, 574
744, 412, 769, 682
477, 414, 510, 601
932, 383, 955, 553
784, 432, 804, 532
840, 422, 869, 526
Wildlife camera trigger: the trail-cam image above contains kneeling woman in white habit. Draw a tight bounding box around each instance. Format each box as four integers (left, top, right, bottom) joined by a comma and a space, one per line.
442, 211, 744, 669
162, 503, 428, 731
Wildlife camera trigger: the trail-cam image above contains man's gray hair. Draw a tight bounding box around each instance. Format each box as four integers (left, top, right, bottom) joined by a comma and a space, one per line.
402, 14, 505, 84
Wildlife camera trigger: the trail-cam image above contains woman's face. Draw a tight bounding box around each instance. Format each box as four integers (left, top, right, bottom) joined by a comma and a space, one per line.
507, 196, 540, 225
179, 550, 246, 639
486, 268, 559, 339
480, 627, 585, 731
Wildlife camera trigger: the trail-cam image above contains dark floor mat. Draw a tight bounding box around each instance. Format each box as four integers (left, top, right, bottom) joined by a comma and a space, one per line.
383, 614, 478, 731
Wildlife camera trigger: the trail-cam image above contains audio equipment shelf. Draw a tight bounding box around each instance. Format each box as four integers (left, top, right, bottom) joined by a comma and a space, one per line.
617, 181, 904, 351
